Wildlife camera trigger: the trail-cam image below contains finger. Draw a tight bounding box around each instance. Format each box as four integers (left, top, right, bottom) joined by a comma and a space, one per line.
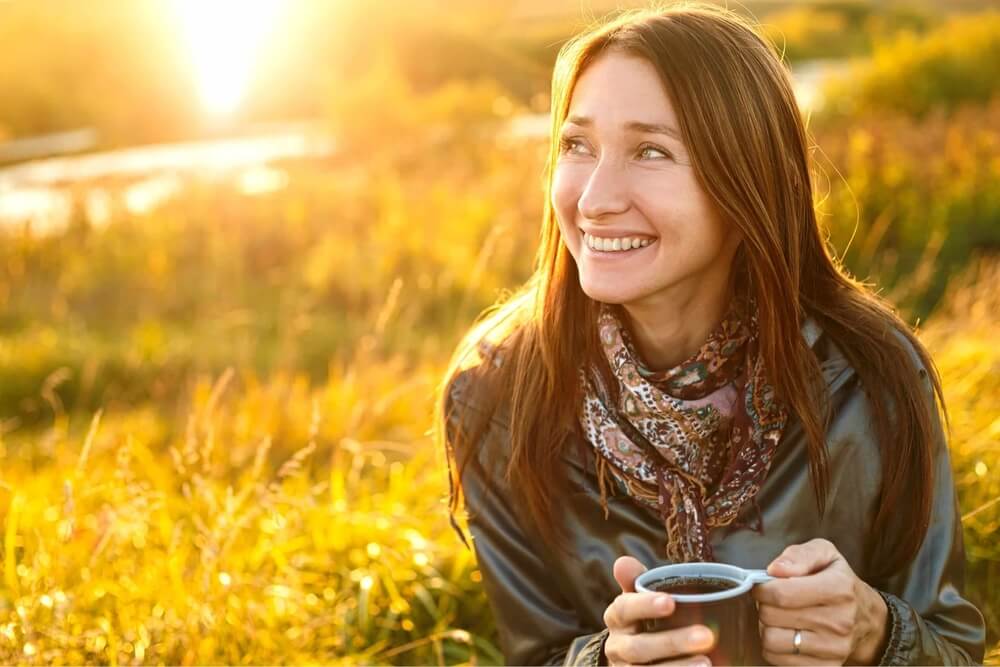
767, 538, 841, 578
608, 624, 715, 665
762, 649, 841, 666
760, 625, 849, 662
752, 567, 852, 608
604, 591, 676, 631
614, 555, 648, 593
757, 601, 854, 637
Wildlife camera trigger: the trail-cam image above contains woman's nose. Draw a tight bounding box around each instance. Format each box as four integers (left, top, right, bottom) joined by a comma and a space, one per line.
577, 159, 630, 219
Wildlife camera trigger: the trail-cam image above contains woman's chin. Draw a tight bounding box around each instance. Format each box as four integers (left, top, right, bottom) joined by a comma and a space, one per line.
579, 282, 643, 306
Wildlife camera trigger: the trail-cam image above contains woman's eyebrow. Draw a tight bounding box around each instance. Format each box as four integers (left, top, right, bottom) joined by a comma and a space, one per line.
563, 114, 682, 141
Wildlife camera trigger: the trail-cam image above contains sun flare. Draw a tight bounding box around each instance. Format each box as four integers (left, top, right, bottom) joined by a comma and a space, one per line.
172, 0, 283, 115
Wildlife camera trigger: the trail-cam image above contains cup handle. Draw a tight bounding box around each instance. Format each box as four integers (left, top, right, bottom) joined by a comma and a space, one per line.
745, 569, 775, 584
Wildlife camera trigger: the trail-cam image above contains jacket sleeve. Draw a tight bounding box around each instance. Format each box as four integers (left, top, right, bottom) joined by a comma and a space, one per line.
870, 365, 986, 665
445, 375, 611, 666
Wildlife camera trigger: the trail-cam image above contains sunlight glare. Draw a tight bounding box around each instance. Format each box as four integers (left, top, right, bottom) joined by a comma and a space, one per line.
172, 0, 283, 115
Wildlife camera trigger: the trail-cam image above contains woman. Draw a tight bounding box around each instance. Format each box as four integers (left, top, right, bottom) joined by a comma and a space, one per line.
435, 4, 986, 665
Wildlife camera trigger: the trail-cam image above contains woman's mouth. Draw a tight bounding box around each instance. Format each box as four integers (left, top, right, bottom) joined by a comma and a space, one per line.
583, 231, 658, 254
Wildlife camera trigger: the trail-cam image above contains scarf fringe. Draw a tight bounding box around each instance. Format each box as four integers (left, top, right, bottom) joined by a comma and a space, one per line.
596, 452, 662, 518
595, 453, 613, 520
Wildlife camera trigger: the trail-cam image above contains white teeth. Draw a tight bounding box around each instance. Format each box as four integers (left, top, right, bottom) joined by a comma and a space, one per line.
583, 232, 654, 252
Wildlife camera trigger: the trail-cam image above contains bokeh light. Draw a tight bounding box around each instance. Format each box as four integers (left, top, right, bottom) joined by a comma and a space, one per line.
171, 0, 284, 115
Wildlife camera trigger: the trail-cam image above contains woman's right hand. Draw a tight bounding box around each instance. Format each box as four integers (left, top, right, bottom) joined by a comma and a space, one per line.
603, 556, 716, 666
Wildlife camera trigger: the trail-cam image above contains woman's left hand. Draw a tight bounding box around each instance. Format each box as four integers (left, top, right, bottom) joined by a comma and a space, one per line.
752, 538, 889, 665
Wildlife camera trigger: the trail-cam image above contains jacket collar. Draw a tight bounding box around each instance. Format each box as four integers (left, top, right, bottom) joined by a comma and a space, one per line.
802, 315, 823, 349
802, 315, 855, 392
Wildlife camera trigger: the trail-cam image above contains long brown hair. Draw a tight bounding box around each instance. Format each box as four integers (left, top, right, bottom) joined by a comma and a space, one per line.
433, 2, 945, 582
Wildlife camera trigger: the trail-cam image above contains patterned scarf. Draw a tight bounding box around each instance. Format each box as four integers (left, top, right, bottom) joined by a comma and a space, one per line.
578, 295, 788, 563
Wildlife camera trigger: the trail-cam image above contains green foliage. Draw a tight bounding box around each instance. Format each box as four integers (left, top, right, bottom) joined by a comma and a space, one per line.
823, 11, 1000, 118
921, 260, 1000, 645
0, 137, 543, 429
761, 2, 933, 62
326, 43, 524, 160
810, 98, 1000, 316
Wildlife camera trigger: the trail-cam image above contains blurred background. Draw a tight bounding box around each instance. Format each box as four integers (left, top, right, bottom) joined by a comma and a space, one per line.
0, 0, 997, 663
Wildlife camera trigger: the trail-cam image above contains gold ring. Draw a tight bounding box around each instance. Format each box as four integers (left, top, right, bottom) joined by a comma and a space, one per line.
793, 629, 803, 655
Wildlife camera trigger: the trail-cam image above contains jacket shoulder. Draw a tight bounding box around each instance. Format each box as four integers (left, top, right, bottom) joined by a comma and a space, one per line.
446, 335, 515, 410
445, 356, 515, 445
804, 316, 933, 395
888, 325, 934, 382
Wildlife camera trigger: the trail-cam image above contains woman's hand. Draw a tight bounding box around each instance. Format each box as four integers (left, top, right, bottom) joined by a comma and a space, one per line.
603, 556, 716, 666
752, 538, 889, 665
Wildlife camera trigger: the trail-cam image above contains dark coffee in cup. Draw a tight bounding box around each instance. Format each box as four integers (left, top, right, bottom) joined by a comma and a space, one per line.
634, 563, 774, 666
650, 575, 740, 596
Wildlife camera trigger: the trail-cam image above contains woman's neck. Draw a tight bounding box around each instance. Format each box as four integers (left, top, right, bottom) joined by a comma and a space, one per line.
619, 275, 736, 372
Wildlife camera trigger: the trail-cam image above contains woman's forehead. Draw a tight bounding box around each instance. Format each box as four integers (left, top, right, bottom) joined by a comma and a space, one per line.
565, 52, 679, 130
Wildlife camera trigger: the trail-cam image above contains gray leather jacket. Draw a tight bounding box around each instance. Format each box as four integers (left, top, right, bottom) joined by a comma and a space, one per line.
445, 318, 986, 665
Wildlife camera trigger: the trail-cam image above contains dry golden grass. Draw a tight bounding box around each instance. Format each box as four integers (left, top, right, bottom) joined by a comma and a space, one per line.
0, 254, 996, 664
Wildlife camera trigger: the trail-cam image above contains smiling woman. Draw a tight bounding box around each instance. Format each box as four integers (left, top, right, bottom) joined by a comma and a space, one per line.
170, 0, 283, 115
552, 52, 741, 371
434, 2, 985, 666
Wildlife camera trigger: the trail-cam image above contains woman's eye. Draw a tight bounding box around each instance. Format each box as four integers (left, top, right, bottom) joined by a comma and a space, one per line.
639, 144, 671, 160
559, 137, 587, 155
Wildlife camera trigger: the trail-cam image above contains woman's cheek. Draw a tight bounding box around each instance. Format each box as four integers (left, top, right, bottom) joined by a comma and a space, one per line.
551, 180, 581, 246
551, 171, 577, 214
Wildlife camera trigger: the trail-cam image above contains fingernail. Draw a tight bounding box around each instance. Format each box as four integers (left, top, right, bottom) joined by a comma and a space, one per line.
689, 627, 711, 644
655, 595, 672, 611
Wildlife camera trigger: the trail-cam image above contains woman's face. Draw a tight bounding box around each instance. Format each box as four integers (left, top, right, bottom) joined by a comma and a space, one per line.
551, 51, 742, 308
